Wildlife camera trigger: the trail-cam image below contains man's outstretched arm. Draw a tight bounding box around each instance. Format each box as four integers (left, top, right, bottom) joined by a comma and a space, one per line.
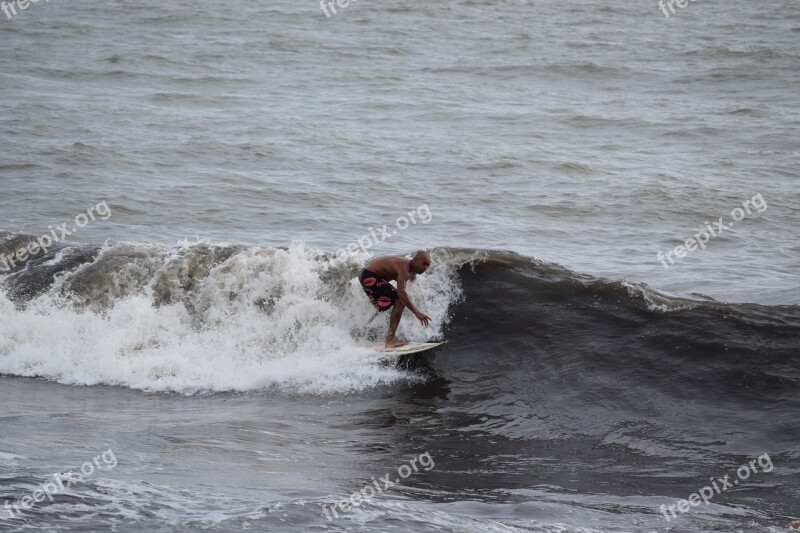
396, 272, 430, 326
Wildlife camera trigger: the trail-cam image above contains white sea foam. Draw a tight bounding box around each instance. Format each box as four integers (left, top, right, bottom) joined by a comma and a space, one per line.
0, 244, 461, 395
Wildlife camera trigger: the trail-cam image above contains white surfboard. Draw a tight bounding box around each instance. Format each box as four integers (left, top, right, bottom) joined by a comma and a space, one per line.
371, 341, 446, 355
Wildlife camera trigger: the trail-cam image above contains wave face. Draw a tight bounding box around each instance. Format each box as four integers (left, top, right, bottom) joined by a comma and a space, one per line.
2, 232, 797, 404
444, 251, 800, 441
1, 234, 798, 401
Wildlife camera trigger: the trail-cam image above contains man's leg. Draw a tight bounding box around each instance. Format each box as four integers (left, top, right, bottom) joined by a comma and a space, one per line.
386, 301, 408, 347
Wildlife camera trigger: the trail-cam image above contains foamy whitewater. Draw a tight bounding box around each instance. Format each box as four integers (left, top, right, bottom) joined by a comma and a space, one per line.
0, 242, 463, 394
1, 0, 799, 531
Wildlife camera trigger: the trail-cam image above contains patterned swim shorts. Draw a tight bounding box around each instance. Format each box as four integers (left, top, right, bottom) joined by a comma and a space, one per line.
359, 268, 398, 311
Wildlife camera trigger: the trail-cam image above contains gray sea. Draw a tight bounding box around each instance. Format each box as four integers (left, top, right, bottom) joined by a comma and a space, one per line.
1, 0, 799, 531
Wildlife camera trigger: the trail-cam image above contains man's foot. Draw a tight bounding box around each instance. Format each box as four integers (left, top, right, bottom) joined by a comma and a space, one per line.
385, 337, 410, 348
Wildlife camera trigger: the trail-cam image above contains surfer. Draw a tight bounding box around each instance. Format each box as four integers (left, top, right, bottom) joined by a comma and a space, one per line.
359, 251, 432, 348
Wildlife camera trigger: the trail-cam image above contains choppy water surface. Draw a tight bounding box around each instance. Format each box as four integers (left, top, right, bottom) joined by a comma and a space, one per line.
1, 0, 799, 531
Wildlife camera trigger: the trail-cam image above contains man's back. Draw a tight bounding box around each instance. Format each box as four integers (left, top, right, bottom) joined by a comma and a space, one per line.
365, 256, 409, 281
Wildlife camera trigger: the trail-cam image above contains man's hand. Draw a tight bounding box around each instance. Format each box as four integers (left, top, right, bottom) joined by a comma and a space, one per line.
415, 311, 431, 326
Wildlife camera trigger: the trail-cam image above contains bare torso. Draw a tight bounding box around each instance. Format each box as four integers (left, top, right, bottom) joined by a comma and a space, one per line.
365, 256, 412, 281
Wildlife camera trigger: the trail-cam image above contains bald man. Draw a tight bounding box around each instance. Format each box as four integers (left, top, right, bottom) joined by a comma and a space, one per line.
359, 251, 432, 348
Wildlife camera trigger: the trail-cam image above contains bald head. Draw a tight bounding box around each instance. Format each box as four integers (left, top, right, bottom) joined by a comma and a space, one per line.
410, 250, 430, 274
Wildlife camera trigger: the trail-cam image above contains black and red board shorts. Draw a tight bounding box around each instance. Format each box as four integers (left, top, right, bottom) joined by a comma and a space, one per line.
359, 269, 397, 311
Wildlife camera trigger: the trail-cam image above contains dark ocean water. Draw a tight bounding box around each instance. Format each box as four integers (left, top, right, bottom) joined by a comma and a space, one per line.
1, 0, 799, 531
